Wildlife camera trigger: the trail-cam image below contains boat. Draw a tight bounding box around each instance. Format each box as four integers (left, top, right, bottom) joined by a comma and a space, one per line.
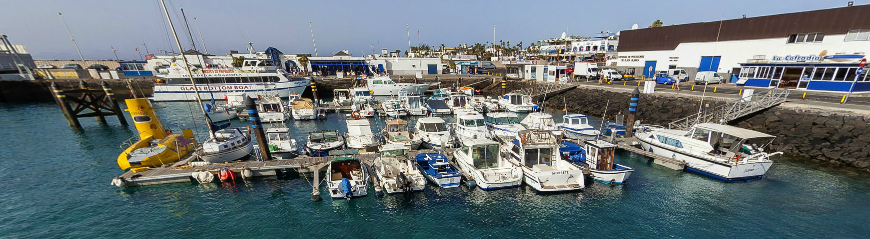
503, 130, 584, 192
291, 98, 317, 120
498, 92, 536, 113
603, 122, 627, 137
117, 98, 198, 170
414, 152, 461, 188
425, 99, 452, 115
454, 112, 487, 141
224, 92, 247, 109
304, 130, 345, 156
520, 112, 562, 137
345, 119, 379, 152
429, 88, 451, 101
351, 102, 376, 118
447, 93, 470, 114
203, 101, 238, 122
256, 94, 288, 122
414, 117, 453, 149
452, 138, 522, 190
355, 76, 432, 96
332, 89, 352, 107
382, 118, 421, 150
382, 98, 407, 117
326, 151, 368, 199
485, 111, 526, 140
151, 62, 310, 102
469, 95, 499, 113
350, 88, 373, 103
557, 114, 600, 139
635, 123, 782, 182
199, 127, 254, 163
400, 91, 427, 116
265, 127, 298, 160
372, 144, 426, 194
559, 140, 633, 184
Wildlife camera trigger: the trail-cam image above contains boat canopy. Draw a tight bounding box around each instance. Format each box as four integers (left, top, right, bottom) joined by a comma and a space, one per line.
346, 120, 373, 135
292, 98, 314, 109
694, 123, 774, 139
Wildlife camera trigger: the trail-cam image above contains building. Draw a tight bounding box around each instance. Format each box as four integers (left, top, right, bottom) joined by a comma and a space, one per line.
0, 36, 36, 80
536, 31, 618, 63
614, 3, 870, 92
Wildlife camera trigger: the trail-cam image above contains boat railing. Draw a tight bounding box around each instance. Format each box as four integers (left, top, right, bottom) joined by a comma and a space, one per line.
668, 88, 789, 130
118, 135, 139, 149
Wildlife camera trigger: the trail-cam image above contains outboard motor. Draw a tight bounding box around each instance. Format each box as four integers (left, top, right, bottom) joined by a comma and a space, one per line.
396, 172, 412, 193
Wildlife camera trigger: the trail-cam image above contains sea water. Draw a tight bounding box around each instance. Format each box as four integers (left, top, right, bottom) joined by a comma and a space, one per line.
0, 102, 868, 238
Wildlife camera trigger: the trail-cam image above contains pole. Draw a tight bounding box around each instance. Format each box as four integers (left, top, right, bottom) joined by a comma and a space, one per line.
50, 82, 81, 128
102, 81, 128, 125
180, 8, 198, 52
58, 12, 85, 61
111, 46, 120, 61
407, 24, 411, 56
193, 17, 209, 55
625, 88, 639, 137
245, 96, 271, 160
159, 0, 215, 138
142, 42, 151, 55
309, 21, 317, 56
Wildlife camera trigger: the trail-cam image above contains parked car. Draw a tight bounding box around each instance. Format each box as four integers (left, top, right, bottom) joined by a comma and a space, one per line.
61, 64, 83, 69
655, 73, 676, 84
86, 64, 109, 71
667, 69, 689, 82
694, 71, 723, 84
479, 61, 496, 70
36, 64, 56, 69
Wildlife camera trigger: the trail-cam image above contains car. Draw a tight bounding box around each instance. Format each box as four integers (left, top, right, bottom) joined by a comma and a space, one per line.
666, 69, 689, 82
694, 71, 723, 84
86, 64, 109, 71
479, 61, 496, 70
600, 69, 623, 81
655, 73, 676, 84
61, 64, 83, 69
36, 64, 56, 69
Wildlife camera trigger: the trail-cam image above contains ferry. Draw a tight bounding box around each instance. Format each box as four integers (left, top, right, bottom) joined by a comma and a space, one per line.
151, 60, 309, 101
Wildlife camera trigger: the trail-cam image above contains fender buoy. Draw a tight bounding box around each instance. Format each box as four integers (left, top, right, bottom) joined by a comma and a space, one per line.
351, 111, 361, 120
219, 168, 236, 182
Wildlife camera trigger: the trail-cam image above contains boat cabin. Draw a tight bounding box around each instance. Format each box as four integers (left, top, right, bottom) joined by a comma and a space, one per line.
584, 140, 617, 170
562, 114, 590, 125
309, 130, 341, 144
416, 117, 446, 133
511, 130, 558, 168
266, 128, 291, 141
460, 139, 501, 169
385, 119, 410, 133
380, 144, 410, 158
736, 55, 869, 92
503, 93, 532, 105
684, 123, 776, 157
330, 156, 363, 181
486, 112, 520, 125
449, 94, 468, 108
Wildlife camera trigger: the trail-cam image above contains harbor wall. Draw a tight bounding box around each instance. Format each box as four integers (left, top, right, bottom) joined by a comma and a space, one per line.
0, 79, 153, 102
533, 85, 870, 170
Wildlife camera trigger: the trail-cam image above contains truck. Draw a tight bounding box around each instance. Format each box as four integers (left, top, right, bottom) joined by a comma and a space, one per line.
573, 62, 599, 80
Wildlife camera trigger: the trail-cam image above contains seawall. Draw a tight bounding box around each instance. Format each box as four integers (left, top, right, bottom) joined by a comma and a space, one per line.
0, 79, 154, 102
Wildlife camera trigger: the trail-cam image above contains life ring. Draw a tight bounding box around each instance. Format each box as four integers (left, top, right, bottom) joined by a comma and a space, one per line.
351, 111, 361, 120
521, 134, 526, 145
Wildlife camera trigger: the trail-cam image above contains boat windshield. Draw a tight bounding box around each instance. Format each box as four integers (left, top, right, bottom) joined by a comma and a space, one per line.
472, 144, 500, 169
262, 103, 281, 112
381, 149, 407, 157
452, 96, 467, 107
510, 95, 523, 105
407, 98, 421, 108
356, 91, 371, 96
492, 116, 519, 125
388, 123, 406, 132
268, 133, 288, 141
524, 148, 553, 168
463, 119, 485, 127
311, 131, 339, 143
422, 123, 445, 132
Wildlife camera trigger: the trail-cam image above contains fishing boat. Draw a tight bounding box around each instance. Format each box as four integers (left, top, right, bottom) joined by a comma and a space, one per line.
332, 89, 352, 107
382, 98, 407, 117
400, 91, 427, 116
356, 76, 432, 96
635, 123, 781, 182
351, 101, 376, 118
559, 140, 633, 184
350, 88, 373, 103
372, 144, 426, 194
414, 152, 461, 188
503, 130, 584, 192
151, 62, 310, 102
327, 151, 368, 199
414, 117, 453, 149
426, 99, 452, 115
557, 114, 600, 139
266, 127, 298, 160
345, 119, 379, 152
256, 94, 288, 122
603, 122, 627, 137
454, 112, 487, 140
453, 138, 522, 190
224, 92, 247, 109
291, 98, 317, 120
117, 98, 198, 170
485, 111, 526, 140
469, 95, 499, 113
521, 112, 562, 137
499, 92, 536, 113
304, 130, 345, 156
382, 118, 421, 149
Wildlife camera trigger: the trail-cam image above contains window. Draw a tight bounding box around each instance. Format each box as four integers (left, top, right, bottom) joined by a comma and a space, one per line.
757, 67, 771, 79
772, 67, 783, 79
472, 144, 500, 169
656, 135, 684, 148
845, 29, 870, 41
690, 128, 711, 142
739, 67, 757, 78
812, 68, 828, 80
133, 115, 151, 123
524, 148, 553, 168
787, 32, 825, 43
833, 68, 855, 81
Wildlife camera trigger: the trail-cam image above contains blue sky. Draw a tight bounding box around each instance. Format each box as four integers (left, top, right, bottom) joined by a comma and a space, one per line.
1, 0, 866, 60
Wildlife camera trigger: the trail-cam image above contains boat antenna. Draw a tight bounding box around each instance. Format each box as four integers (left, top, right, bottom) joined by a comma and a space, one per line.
598, 99, 609, 140
159, 0, 215, 138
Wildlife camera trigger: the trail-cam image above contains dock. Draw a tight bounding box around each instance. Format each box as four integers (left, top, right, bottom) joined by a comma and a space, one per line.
612, 137, 687, 170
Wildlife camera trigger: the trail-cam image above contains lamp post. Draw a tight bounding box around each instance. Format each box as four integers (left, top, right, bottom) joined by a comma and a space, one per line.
58, 12, 85, 61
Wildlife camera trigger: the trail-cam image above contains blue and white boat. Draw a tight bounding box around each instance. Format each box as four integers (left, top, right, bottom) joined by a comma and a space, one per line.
414, 153, 461, 188
557, 114, 600, 139
602, 122, 626, 137
304, 130, 345, 156
559, 140, 633, 184
498, 92, 536, 113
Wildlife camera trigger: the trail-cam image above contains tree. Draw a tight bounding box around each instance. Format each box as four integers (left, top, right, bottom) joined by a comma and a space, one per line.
297, 56, 309, 74
650, 20, 663, 28
231, 56, 244, 67
404, 50, 409, 57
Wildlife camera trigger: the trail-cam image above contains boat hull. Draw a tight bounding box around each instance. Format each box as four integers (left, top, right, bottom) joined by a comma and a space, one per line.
589, 166, 633, 184
200, 142, 253, 164
152, 80, 309, 101
454, 156, 521, 190
638, 139, 772, 182
423, 172, 461, 188
259, 112, 287, 122
521, 168, 585, 192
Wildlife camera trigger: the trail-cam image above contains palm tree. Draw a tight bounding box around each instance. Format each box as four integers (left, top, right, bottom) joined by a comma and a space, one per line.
650, 20, 663, 28
298, 56, 309, 75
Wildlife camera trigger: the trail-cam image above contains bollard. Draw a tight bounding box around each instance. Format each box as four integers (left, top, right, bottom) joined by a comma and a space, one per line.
50, 82, 82, 128
310, 81, 318, 101
802, 92, 806, 100
713, 86, 717, 93
245, 96, 272, 161
623, 81, 626, 86
691, 85, 694, 91
101, 81, 128, 125
638, 81, 641, 86
841, 94, 847, 103
626, 88, 640, 138
738, 89, 743, 96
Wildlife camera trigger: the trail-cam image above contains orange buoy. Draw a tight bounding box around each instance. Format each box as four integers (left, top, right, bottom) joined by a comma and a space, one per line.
219, 168, 236, 182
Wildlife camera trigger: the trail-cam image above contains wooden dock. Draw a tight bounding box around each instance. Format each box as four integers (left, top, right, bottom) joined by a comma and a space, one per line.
612, 137, 686, 170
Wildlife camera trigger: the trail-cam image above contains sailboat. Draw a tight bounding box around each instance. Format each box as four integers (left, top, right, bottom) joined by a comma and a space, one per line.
158, 0, 253, 164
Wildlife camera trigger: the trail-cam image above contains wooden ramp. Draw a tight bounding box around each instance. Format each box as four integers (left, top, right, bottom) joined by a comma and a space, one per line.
613, 138, 686, 171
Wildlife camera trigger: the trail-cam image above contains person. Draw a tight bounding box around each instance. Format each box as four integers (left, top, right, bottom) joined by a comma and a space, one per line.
674, 75, 681, 91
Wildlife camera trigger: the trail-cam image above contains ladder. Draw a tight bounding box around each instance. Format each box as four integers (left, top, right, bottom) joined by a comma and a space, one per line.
668, 88, 790, 130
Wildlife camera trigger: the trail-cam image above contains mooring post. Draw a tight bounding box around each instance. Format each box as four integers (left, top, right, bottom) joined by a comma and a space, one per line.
311, 165, 323, 202
101, 81, 128, 125
80, 80, 107, 125
625, 87, 640, 138
501, 76, 507, 95
50, 82, 81, 128
245, 96, 272, 161
310, 81, 318, 103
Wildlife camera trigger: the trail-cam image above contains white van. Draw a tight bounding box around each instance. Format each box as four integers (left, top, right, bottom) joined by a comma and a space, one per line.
667, 69, 689, 82
600, 69, 623, 80
694, 71, 723, 84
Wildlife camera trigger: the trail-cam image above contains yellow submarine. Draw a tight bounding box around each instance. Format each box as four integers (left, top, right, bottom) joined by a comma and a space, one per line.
117, 98, 197, 171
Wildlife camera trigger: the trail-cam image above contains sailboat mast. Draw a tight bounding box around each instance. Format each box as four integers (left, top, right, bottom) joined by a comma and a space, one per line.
159, 0, 215, 138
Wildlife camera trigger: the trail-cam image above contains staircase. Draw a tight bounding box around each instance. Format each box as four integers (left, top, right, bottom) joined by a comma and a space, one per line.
521, 82, 578, 99
668, 88, 790, 130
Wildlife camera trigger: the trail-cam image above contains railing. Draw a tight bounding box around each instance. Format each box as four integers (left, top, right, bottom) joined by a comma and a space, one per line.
668, 88, 790, 130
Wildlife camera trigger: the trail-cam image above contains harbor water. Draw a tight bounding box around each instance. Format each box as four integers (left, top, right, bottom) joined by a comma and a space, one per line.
1, 101, 868, 238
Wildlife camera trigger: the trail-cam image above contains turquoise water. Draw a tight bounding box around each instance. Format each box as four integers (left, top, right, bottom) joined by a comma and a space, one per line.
1, 102, 869, 238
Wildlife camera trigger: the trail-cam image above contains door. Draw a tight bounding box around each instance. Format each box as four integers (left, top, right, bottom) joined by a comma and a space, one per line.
797, 67, 810, 90
699, 56, 721, 72
427, 64, 437, 74
643, 61, 657, 78
377, 64, 384, 74
770, 67, 784, 87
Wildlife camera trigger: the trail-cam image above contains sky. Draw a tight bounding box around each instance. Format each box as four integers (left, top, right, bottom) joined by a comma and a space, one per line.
1, 0, 866, 60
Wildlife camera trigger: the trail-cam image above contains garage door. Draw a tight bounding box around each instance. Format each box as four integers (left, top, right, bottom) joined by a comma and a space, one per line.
699, 56, 721, 71
428, 64, 437, 74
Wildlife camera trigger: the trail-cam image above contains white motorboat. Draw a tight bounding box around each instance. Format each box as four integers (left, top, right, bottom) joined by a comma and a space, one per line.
499, 92, 536, 113
199, 128, 254, 163
327, 154, 369, 199
372, 144, 426, 194
557, 114, 600, 139
304, 130, 345, 157
351, 102, 376, 118
350, 88, 373, 103
345, 119, 379, 152
485, 111, 526, 140
400, 91, 427, 116
503, 130, 584, 192
356, 76, 432, 96
291, 98, 317, 120
256, 94, 288, 122
453, 138, 522, 190
332, 89, 352, 107
447, 93, 470, 114
152, 63, 310, 102
204, 103, 238, 122
382, 98, 407, 117
265, 127, 298, 160
454, 112, 487, 141
635, 123, 781, 182
382, 118, 421, 149
414, 117, 453, 149
559, 140, 634, 184
469, 96, 499, 113
520, 112, 562, 137
225, 92, 247, 109
414, 152, 461, 188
